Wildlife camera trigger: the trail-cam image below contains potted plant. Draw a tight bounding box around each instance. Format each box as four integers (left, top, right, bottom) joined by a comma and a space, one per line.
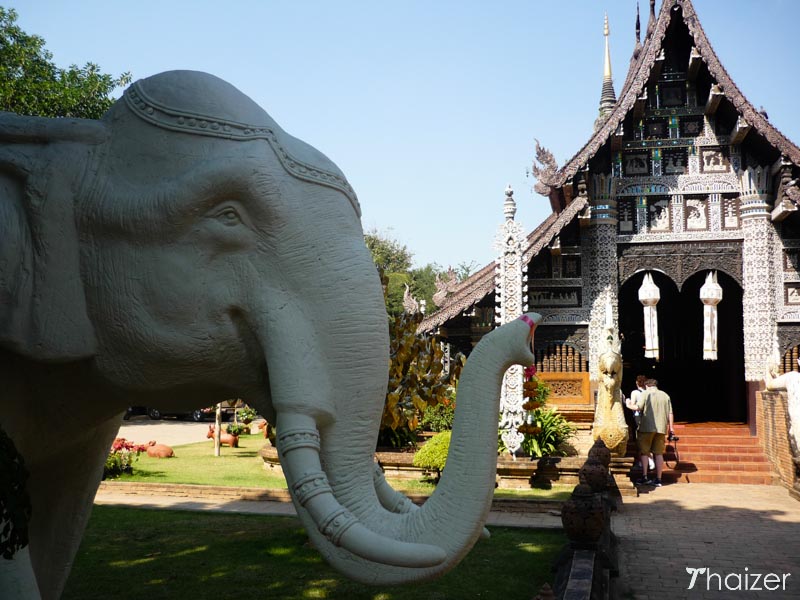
236, 406, 258, 425
225, 423, 248, 437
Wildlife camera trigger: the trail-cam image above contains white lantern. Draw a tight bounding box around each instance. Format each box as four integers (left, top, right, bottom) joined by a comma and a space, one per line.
700, 271, 723, 360
638, 272, 660, 360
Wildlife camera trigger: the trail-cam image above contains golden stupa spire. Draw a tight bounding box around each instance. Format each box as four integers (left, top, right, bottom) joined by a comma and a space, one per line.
604, 13, 612, 80
595, 12, 617, 130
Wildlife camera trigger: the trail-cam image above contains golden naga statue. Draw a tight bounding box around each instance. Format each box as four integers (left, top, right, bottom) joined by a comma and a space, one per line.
592, 304, 629, 456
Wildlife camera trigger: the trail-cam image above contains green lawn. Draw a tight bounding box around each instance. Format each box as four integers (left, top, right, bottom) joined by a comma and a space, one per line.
116, 435, 573, 500
64, 506, 566, 600
120, 434, 288, 488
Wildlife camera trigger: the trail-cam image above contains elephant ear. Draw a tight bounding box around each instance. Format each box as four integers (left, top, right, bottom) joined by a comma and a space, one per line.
0, 112, 108, 362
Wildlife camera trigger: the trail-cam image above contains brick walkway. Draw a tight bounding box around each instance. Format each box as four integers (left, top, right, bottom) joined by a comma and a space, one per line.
614, 483, 800, 599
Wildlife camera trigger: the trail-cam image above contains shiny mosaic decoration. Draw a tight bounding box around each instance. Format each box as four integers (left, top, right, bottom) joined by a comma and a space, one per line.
582, 219, 619, 380
742, 196, 778, 381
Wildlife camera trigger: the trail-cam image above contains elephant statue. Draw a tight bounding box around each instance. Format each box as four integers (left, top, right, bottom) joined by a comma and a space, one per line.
764, 359, 800, 455
0, 69, 541, 599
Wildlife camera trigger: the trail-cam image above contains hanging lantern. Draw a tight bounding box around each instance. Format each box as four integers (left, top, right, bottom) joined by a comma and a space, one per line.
638, 273, 660, 360
700, 271, 723, 360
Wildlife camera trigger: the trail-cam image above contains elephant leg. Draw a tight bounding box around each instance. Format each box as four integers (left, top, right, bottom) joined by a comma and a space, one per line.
26, 415, 123, 600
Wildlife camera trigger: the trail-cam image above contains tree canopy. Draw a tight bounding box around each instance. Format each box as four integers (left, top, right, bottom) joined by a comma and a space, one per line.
364, 230, 413, 274
364, 229, 448, 317
0, 7, 131, 119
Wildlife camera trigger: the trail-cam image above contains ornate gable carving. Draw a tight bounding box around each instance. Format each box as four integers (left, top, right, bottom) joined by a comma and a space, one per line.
618, 241, 742, 288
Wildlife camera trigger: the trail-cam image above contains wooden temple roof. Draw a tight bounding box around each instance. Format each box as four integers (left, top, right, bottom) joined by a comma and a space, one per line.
420, 0, 800, 335
418, 196, 587, 333
556, 0, 800, 191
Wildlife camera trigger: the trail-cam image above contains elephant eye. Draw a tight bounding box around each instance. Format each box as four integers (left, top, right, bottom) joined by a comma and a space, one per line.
213, 206, 244, 227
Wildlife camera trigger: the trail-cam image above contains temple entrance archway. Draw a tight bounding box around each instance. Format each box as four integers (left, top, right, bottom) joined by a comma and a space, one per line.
619, 269, 745, 423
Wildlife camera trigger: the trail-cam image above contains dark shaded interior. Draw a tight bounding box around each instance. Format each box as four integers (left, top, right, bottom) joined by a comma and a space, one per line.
620, 269, 745, 423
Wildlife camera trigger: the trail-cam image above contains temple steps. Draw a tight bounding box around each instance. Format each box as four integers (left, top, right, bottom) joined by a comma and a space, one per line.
666, 460, 774, 472
661, 472, 778, 485
632, 423, 780, 486
666, 452, 769, 463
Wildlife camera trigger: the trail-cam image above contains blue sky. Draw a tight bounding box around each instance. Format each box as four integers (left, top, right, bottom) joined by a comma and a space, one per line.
9, 0, 799, 270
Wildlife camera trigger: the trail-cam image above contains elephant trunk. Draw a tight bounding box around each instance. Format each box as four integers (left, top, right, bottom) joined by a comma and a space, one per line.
272, 311, 538, 584
276, 412, 447, 568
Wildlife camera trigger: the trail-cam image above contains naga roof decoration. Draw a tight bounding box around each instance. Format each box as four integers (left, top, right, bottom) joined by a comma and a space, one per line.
418, 196, 588, 333
553, 0, 800, 193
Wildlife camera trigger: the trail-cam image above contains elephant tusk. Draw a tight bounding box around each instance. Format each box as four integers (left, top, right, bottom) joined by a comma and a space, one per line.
277, 416, 447, 568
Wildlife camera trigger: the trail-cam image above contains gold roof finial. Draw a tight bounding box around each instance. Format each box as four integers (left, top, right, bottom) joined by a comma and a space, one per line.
603, 13, 613, 80
595, 12, 617, 130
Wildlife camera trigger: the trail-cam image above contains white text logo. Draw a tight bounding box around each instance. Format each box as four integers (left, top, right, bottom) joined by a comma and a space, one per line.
686, 566, 791, 591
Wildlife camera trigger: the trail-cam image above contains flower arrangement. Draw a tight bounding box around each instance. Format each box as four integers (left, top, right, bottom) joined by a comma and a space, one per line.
236, 406, 258, 424
104, 438, 147, 479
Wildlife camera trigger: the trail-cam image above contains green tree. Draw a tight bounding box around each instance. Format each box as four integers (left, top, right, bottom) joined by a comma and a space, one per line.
364, 229, 447, 316
409, 263, 441, 312
365, 229, 412, 274
455, 260, 479, 282
365, 231, 464, 448
0, 7, 131, 118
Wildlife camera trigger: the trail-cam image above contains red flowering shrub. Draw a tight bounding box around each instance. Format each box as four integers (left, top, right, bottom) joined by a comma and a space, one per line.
104, 438, 147, 479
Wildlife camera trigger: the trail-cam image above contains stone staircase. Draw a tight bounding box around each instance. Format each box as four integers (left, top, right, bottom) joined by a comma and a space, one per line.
658, 423, 779, 485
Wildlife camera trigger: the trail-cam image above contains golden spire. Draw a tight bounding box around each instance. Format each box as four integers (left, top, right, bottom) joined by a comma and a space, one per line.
596, 12, 617, 130
603, 13, 613, 80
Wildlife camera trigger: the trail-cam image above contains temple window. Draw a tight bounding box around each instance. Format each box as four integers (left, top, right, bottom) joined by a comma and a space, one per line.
647, 196, 671, 232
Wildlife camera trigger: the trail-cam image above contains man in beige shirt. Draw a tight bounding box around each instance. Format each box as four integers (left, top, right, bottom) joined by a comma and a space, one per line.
634, 378, 674, 487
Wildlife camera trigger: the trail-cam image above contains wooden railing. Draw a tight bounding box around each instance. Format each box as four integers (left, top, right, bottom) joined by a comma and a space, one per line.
535, 343, 589, 373
535, 343, 592, 411
780, 346, 800, 374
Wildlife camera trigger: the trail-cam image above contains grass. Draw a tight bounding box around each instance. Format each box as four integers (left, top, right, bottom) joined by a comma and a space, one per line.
116, 435, 573, 500
494, 486, 573, 501
64, 506, 566, 600
119, 434, 288, 489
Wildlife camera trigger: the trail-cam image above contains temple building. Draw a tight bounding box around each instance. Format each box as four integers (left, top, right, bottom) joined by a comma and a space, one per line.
420, 0, 800, 480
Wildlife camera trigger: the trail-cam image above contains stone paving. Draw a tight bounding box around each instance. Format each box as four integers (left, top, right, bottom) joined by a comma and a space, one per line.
614, 483, 800, 599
